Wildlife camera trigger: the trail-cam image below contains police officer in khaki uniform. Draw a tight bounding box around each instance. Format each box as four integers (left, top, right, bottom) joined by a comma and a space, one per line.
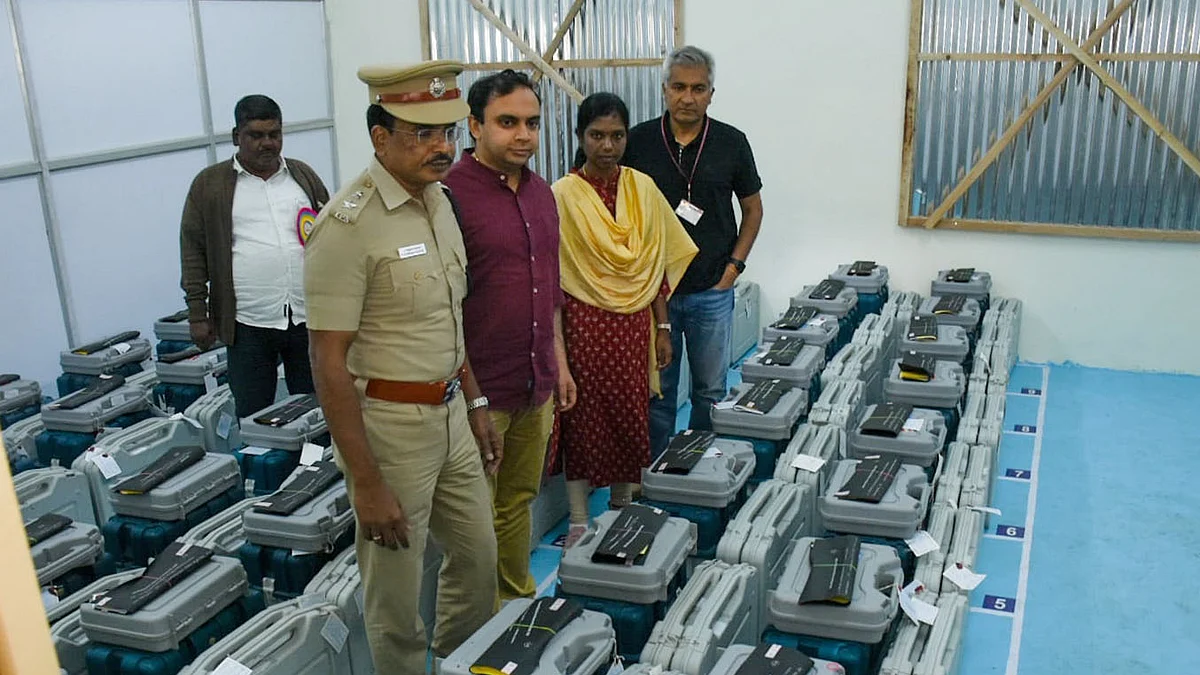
305, 60, 502, 674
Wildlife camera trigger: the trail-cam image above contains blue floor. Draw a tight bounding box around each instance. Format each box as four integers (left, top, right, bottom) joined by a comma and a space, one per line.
529, 362, 1200, 673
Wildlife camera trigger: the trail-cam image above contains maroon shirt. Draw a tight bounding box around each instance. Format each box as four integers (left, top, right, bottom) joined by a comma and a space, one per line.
444, 150, 564, 412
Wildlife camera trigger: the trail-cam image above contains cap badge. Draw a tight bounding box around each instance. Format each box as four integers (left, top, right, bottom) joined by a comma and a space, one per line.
429, 77, 447, 98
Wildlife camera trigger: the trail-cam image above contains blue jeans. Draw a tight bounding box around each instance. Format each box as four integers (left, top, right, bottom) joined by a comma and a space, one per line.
649, 287, 734, 456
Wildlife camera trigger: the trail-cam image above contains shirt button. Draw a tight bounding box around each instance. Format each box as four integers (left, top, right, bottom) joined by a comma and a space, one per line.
533, 321, 538, 328
531, 255, 536, 262
525, 222, 530, 229
533, 287, 539, 294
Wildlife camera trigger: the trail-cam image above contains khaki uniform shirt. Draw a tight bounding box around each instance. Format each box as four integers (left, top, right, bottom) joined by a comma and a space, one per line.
304, 157, 468, 383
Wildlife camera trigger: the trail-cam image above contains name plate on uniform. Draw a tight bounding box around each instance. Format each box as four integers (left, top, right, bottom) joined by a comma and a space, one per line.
398, 243, 427, 259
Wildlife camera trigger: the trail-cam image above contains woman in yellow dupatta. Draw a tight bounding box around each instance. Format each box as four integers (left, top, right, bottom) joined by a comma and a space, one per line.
552, 93, 698, 546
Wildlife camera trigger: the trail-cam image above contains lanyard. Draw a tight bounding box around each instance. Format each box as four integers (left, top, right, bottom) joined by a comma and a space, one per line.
660, 115, 710, 202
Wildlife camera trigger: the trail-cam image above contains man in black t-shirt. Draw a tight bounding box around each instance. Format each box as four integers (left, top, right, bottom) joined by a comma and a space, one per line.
624, 45, 764, 456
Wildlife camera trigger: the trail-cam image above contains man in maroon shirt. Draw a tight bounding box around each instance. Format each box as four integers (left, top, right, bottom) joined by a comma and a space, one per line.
444, 69, 576, 602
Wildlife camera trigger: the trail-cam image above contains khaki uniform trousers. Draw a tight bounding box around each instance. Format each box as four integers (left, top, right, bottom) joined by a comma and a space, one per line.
343, 393, 498, 675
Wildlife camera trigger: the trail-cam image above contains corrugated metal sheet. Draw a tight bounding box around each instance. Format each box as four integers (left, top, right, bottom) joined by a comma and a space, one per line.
911, 0, 1200, 230
428, 0, 674, 179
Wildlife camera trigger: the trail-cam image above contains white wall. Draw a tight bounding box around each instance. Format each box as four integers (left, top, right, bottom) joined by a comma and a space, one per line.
327, 0, 1200, 374
326, 0, 423, 183
2, 0, 337, 396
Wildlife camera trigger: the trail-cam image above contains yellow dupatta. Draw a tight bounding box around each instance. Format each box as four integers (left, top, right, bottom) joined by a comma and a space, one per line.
553, 167, 699, 396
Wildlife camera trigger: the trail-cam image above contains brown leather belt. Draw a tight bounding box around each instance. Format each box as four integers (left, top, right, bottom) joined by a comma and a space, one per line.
365, 367, 465, 405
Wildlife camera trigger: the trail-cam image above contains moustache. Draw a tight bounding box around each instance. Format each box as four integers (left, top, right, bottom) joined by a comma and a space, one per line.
427, 155, 453, 165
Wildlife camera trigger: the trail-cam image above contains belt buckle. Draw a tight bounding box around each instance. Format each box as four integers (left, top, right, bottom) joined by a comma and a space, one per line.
442, 376, 462, 404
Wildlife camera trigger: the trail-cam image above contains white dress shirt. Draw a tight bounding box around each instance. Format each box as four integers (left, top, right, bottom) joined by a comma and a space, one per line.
231, 156, 310, 329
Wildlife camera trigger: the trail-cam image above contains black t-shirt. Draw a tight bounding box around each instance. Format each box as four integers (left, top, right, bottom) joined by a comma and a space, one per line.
624, 114, 762, 295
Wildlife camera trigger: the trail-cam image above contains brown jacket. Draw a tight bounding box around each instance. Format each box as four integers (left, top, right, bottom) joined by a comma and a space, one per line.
179, 158, 330, 346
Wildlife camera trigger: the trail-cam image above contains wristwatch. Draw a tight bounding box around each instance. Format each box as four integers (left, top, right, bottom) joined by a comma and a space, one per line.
656, 323, 672, 332
465, 396, 489, 412
728, 257, 746, 274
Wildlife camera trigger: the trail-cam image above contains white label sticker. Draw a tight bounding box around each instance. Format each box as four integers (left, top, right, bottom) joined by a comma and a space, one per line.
765, 644, 781, 658
238, 446, 271, 456
321, 615, 350, 653
501, 663, 519, 675
791, 454, 826, 473
905, 530, 940, 557
903, 416, 925, 433
550, 598, 565, 612
216, 413, 233, 440
300, 442, 325, 466
702, 446, 723, 459
204, 373, 219, 394
713, 400, 737, 411
91, 453, 122, 479
112, 342, 131, 355
943, 563, 986, 591
899, 582, 939, 625
211, 657, 253, 675
397, 243, 428, 259
674, 199, 704, 225
3, 389, 19, 400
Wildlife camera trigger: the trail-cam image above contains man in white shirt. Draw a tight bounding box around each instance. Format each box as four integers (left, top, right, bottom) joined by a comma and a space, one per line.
180, 95, 331, 418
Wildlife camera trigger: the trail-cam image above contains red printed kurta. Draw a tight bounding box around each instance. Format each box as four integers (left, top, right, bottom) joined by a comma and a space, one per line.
558, 167, 666, 486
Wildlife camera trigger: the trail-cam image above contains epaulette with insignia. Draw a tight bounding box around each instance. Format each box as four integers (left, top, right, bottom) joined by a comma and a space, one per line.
323, 173, 377, 226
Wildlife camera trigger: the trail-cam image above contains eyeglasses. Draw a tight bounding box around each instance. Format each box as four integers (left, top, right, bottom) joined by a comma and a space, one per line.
390, 125, 463, 145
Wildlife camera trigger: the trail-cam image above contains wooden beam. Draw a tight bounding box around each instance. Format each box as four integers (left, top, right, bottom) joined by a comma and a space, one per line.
674, 0, 685, 48
919, 51, 1200, 62
904, 216, 1200, 242
467, 0, 585, 103
897, 0, 924, 228
462, 57, 663, 72
532, 0, 586, 84
418, 0, 431, 60
1011, 0, 1200, 183
921, 0, 1135, 230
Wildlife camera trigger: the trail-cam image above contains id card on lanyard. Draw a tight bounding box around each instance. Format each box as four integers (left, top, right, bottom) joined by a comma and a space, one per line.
662, 115, 711, 226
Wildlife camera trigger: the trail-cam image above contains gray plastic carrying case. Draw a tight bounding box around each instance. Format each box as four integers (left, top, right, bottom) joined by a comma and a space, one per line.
439, 598, 616, 675
243, 468, 355, 552
79, 554, 249, 652
40, 382, 151, 433
176, 594, 353, 675
768, 537, 902, 644
59, 335, 153, 376
240, 394, 328, 451
109, 452, 240, 521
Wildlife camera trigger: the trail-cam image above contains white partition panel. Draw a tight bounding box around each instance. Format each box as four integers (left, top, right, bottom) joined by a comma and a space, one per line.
217, 127, 336, 194
51, 150, 209, 346
0, 177, 69, 394
200, 0, 331, 128
0, 6, 33, 167
19, 0, 204, 159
